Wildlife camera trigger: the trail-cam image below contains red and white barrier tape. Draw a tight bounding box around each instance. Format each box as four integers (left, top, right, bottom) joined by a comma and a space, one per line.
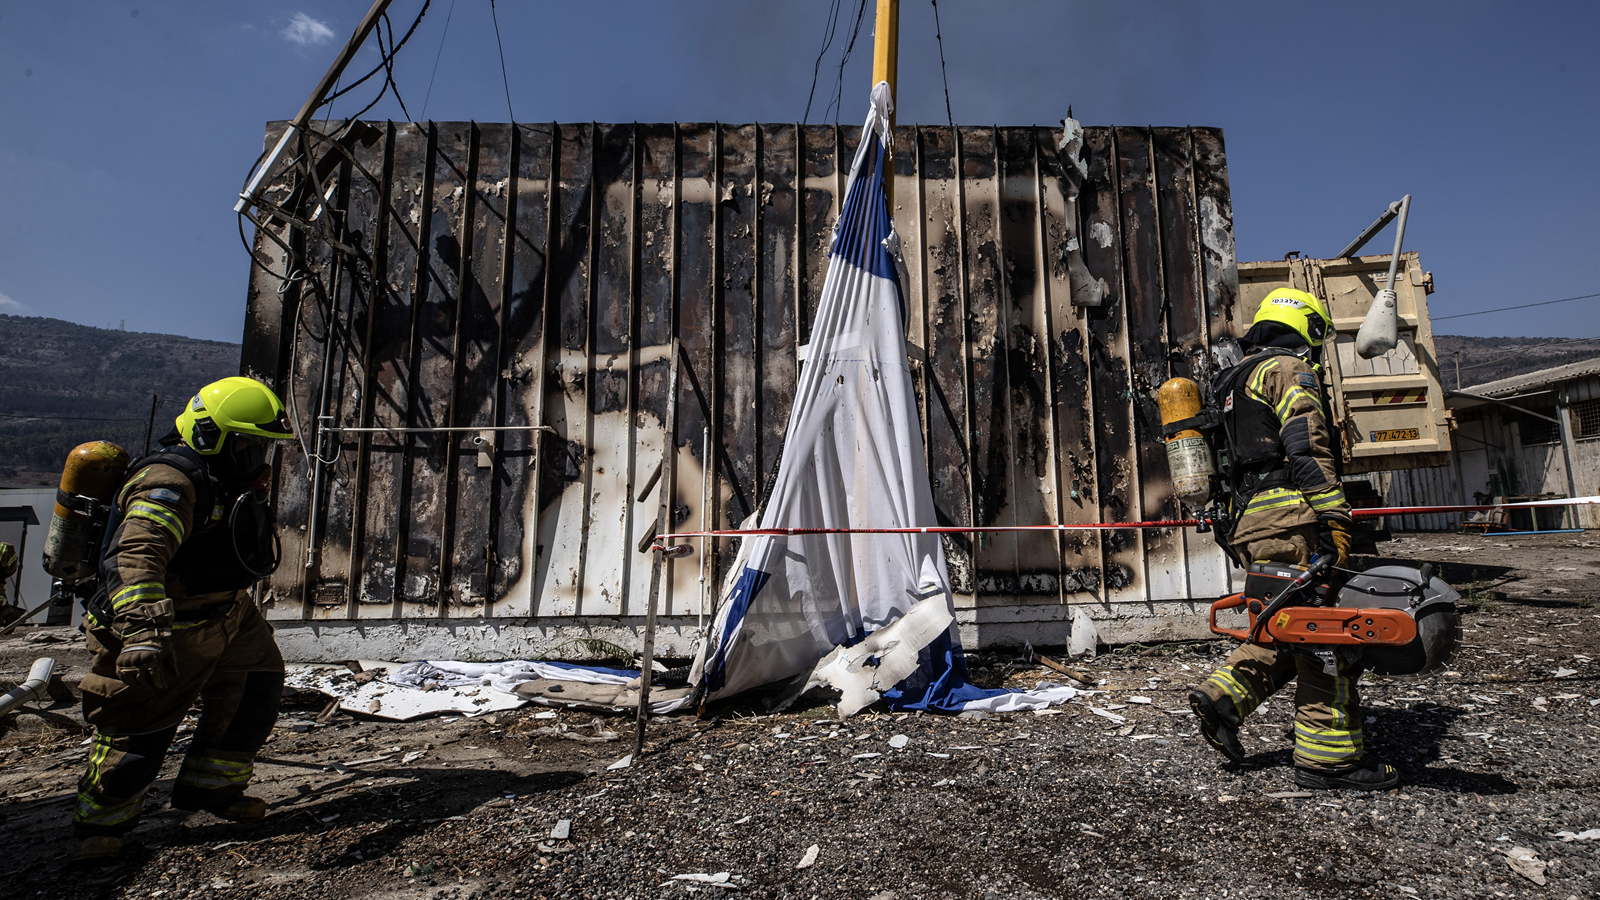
651, 495, 1600, 545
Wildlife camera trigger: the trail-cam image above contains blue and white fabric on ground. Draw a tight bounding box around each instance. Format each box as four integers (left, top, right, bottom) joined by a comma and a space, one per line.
688, 84, 1073, 715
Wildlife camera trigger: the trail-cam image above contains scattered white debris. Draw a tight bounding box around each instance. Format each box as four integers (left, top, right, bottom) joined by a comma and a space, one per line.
550, 819, 571, 840
852, 752, 882, 760
926, 752, 951, 759
1265, 791, 1314, 800
535, 711, 558, 719
401, 750, 426, 764
1503, 847, 1547, 885
796, 844, 819, 869
1128, 696, 1152, 705
1555, 828, 1600, 842
1553, 667, 1579, 678
607, 754, 633, 771
1089, 707, 1127, 725
669, 872, 738, 889
732, 815, 752, 825
887, 734, 909, 750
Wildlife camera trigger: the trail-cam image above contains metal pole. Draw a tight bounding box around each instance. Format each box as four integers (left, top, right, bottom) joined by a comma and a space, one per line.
1382, 194, 1411, 295
144, 393, 160, 455
872, 0, 899, 205
1555, 390, 1582, 529
635, 337, 680, 758
1337, 199, 1402, 258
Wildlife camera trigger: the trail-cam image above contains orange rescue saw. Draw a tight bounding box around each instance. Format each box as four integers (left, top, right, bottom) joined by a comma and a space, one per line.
1209, 558, 1461, 676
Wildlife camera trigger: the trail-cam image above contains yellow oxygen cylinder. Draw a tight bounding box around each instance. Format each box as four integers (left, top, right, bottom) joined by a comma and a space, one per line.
1157, 377, 1215, 508
42, 441, 131, 584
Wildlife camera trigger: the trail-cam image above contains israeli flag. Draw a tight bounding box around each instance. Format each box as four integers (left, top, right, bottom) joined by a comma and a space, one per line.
688, 85, 1076, 715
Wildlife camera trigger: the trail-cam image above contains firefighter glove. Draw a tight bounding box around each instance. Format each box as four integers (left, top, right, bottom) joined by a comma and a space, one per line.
116, 630, 176, 692
1317, 515, 1352, 568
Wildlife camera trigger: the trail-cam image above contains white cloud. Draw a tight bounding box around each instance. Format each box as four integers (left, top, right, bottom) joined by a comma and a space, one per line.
0, 292, 34, 316
282, 12, 336, 45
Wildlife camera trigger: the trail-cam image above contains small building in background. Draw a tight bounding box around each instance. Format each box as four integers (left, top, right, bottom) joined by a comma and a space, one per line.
1377, 356, 1600, 532
0, 485, 56, 624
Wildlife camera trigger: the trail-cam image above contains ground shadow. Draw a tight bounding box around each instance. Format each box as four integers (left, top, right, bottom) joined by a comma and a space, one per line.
1369, 704, 1520, 795
4, 762, 587, 895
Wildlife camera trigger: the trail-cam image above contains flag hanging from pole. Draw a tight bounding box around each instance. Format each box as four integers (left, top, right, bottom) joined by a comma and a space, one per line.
688, 84, 1076, 715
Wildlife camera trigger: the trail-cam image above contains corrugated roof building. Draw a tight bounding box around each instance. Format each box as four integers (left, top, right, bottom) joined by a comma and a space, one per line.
1378, 356, 1600, 531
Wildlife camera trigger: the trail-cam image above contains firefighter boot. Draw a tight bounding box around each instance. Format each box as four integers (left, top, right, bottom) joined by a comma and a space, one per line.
1295, 760, 1400, 791
1189, 689, 1245, 764
75, 836, 123, 864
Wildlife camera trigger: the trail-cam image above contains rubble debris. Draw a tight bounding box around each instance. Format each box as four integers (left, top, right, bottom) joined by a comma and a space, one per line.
284, 662, 526, 721
1503, 847, 1547, 885
796, 844, 819, 869
801, 597, 953, 716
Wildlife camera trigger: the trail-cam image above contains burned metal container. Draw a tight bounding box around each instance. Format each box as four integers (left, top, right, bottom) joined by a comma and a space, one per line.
241, 119, 1251, 658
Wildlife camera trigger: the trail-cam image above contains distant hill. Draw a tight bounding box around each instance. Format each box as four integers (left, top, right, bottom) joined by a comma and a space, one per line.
1431, 334, 1600, 391
0, 315, 240, 486
0, 315, 1586, 486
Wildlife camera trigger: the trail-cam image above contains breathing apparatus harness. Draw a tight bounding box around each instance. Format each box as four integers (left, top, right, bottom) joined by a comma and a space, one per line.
85, 440, 281, 628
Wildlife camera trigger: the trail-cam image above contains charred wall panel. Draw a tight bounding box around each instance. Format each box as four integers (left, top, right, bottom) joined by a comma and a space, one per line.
246, 120, 1243, 627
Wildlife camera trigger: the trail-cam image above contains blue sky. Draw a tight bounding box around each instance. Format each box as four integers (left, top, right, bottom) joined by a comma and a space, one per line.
1, 1, 1596, 343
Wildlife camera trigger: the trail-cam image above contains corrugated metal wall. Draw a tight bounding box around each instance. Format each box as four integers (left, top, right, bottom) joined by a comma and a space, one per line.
241, 119, 1243, 627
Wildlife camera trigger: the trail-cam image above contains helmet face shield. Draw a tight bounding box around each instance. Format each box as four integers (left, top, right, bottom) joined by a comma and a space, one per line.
219, 434, 272, 488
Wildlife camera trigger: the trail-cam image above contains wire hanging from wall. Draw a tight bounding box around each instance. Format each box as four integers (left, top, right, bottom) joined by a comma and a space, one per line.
421, 0, 458, 120
489, 0, 516, 123
931, 0, 954, 128
825, 0, 871, 125
803, 0, 845, 125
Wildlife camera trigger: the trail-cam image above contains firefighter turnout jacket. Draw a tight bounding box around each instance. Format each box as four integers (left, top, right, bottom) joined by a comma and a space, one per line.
74, 447, 284, 837
1214, 348, 1353, 552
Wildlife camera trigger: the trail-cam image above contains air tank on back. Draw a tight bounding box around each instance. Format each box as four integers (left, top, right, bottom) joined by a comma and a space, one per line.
42, 441, 131, 584
1156, 377, 1215, 509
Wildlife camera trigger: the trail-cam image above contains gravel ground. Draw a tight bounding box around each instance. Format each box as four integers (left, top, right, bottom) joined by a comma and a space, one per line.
2, 532, 1598, 899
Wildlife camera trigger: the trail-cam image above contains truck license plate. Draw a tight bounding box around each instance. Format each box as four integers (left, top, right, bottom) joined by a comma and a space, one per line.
1370, 428, 1420, 442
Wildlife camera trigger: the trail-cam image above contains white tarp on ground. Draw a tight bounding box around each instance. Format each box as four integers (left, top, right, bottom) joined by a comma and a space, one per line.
388, 660, 692, 715
687, 85, 1074, 715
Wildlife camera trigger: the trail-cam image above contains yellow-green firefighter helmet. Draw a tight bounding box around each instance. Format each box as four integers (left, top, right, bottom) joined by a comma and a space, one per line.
174, 377, 294, 455
1252, 288, 1333, 348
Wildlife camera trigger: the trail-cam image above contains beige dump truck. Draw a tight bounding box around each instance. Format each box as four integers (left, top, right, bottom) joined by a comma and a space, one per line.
1238, 250, 1450, 477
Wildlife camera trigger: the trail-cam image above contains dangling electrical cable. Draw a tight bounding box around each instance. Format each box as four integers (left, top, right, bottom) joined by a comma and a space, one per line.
931, 0, 954, 128
489, 0, 515, 123
421, 0, 458, 120
826, 0, 871, 125
379, 13, 414, 121
803, 0, 845, 125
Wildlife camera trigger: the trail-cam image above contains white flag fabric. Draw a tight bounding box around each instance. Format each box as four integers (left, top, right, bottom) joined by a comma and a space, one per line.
688, 85, 1067, 713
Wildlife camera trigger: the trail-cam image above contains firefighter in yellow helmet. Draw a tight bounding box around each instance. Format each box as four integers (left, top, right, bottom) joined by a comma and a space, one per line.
73, 377, 294, 862
1187, 289, 1396, 791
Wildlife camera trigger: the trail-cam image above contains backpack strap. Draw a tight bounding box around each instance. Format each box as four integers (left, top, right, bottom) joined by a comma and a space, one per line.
120, 445, 217, 533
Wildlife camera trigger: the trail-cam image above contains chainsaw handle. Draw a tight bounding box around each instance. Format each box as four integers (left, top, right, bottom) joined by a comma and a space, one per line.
1209, 592, 1251, 641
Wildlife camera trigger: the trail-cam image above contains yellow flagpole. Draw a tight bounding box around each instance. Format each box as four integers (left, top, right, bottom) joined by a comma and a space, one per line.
872, 0, 899, 206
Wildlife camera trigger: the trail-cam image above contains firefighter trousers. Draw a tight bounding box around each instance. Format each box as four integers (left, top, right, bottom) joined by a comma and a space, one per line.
74, 596, 283, 837
1197, 524, 1368, 771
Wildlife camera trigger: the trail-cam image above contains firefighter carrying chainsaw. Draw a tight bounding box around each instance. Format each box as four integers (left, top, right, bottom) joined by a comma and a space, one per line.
55, 376, 295, 862
1167, 288, 1407, 790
